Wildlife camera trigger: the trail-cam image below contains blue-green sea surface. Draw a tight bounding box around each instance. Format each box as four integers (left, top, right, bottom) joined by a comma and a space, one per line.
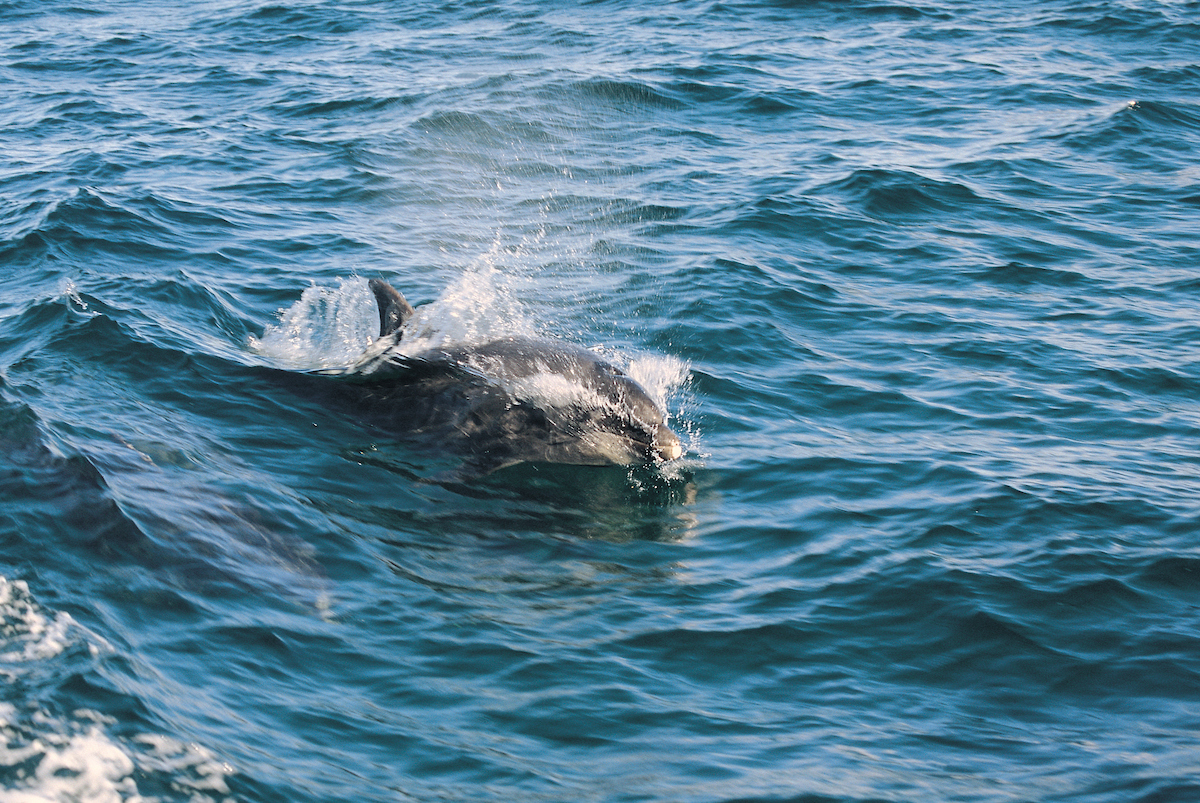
2, 1, 1200, 801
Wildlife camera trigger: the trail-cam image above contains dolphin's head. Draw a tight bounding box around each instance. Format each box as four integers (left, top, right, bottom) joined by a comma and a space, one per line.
622, 380, 682, 463
543, 408, 681, 468
465, 356, 683, 470
582, 372, 682, 466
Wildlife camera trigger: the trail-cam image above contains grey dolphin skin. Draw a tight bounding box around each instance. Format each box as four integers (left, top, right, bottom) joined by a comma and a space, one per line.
306, 278, 683, 476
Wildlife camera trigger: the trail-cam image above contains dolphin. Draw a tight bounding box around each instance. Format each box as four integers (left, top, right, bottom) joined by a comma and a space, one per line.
303, 278, 683, 476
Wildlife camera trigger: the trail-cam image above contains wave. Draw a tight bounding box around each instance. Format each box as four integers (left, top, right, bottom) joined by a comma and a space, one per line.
411, 108, 567, 149
0, 307, 333, 599
0, 574, 233, 803
1033, 3, 1194, 39
566, 76, 686, 112
1054, 99, 1200, 159
275, 93, 419, 121
0, 188, 232, 267
814, 168, 1000, 220
0, 392, 153, 563
966, 261, 1089, 289
209, 0, 374, 42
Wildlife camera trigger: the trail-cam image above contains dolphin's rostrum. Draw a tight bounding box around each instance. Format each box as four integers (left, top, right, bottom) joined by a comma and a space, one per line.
303, 277, 683, 476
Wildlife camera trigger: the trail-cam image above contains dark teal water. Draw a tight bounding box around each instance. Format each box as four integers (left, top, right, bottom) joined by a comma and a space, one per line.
3, 1, 1200, 801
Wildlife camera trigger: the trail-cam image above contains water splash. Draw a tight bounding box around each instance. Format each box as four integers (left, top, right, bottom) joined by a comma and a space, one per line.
61, 280, 89, 314
250, 253, 540, 368
248, 277, 376, 370
624, 353, 690, 415
395, 250, 538, 355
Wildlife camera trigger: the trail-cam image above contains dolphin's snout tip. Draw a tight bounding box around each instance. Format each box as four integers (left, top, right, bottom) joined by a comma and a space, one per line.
656, 428, 683, 462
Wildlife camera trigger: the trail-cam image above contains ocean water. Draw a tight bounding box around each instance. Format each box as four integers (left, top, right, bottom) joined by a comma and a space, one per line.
2, 1, 1200, 801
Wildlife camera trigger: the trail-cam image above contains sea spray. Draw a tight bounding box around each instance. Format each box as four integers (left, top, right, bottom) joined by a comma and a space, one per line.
394, 253, 539, 355
249, 277, 376, 370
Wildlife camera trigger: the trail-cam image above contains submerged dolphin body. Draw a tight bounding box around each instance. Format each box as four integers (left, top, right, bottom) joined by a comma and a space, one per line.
306, 278, 683, 476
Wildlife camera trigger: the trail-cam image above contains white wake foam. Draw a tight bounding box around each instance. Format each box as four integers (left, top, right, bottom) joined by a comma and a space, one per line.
0, 576, 233, 803
0, 577, 84, 666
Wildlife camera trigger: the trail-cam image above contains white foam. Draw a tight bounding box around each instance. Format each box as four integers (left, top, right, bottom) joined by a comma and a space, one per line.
1, 724, 141, 803
0, 719, 235, 803
0, 577, 78, 665
134, 734, 233, 796
0, 577, 233, 803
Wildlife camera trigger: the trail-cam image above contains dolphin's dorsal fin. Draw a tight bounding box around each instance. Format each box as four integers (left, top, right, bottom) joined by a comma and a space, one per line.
369, 278, 416, 338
